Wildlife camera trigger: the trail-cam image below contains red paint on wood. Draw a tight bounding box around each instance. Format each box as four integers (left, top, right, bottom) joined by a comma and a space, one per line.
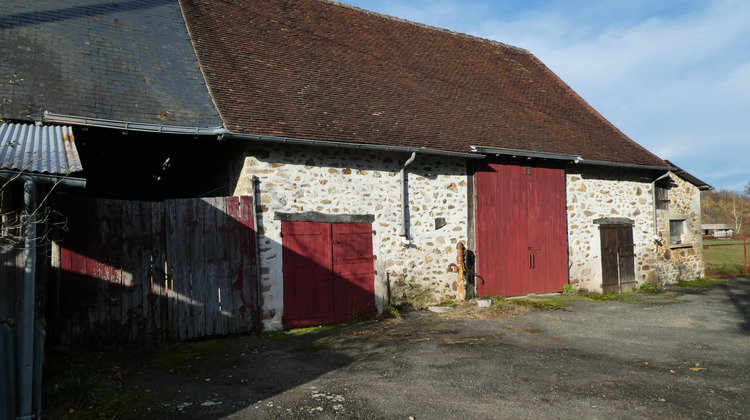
282, 221, 334, 328
332, 223, 376, 321
54, 196, 258, 348
282, 221, 375, 328
475, 163, 568, 297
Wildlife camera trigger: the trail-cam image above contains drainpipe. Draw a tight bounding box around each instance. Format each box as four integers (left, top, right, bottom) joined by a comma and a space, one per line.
652, 172, 671, 245
400, 152, 417, 244
251, 176, 263, 331
19, 180, 37, 420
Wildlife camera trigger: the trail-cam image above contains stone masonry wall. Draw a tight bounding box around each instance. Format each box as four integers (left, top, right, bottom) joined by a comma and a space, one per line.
654, 174, 704, 282
567, 168, 704, 293
233, 145, 469, 330
566, 167, 659, 293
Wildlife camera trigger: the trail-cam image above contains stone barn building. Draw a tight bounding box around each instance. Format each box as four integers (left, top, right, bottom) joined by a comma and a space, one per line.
0, 0, 711, 333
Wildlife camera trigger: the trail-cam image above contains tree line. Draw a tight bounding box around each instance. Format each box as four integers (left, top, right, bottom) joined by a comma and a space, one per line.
701, 183, 750, 236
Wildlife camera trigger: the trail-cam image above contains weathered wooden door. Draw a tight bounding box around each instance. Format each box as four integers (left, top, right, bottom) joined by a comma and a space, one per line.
600, 224, 636, 293
282, 221, 375, 328
475, 163, 568, 297
53, 196, 258, 348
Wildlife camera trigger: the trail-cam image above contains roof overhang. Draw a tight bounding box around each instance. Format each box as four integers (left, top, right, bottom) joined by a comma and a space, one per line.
664, 160, 713, 191
471, 146, 581, 162
572, 159, 678, 173
43, 111, 226, 136
220, 132, 485, 159
44, 112, 483, 159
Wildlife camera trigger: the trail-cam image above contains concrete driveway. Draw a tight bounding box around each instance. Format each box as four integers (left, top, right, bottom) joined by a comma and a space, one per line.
62, 277, 750, 419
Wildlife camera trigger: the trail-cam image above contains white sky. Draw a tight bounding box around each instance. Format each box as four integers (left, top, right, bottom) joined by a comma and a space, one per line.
343, 0, 750, 192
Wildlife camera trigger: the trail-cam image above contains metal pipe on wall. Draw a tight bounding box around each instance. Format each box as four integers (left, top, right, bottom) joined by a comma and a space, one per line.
400, 152, 417, 242
251, 176, 263, 331
652, 172, 671, 245
19, 180, 37, 420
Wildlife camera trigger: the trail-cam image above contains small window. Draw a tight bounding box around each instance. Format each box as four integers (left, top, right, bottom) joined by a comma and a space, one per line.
669, 220, 684, 245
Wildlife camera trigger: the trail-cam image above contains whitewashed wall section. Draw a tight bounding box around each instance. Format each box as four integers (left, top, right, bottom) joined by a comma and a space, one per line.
234, 145, 469, 330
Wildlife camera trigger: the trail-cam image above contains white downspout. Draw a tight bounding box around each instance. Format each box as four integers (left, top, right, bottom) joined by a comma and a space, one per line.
652, 172, 671, 245
400, 152, 417, 244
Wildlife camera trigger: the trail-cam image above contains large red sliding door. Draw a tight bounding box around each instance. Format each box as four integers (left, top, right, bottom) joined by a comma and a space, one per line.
282, 221, 375, 328
475, 163, 568, 297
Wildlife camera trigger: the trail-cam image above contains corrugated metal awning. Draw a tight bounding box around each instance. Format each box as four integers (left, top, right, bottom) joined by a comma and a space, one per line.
0, 123, 83, 175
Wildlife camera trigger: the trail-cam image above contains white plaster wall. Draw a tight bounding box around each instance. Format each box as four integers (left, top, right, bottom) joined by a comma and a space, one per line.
566, 168, 658, 292
233, 145, 468, 330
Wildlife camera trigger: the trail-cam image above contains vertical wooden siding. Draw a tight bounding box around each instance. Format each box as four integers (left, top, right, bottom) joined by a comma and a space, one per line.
282, 221, 375, 329
475, 163, 569, 297
52, 196, 258, 348
600, 225, 636, 293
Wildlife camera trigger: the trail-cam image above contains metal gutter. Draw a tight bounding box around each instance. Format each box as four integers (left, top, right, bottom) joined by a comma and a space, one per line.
471, 146, 678, 172
224, 132, 484, 159
43, 111, 226, 136
470, 146, 582, 162
575, 159, 678, 172
0, 170, 87, 189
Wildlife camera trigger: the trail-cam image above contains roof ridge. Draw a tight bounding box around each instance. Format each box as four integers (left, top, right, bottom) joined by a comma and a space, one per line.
325, 0, 531, 55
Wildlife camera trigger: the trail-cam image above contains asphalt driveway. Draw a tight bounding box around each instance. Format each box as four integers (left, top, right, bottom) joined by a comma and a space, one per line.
49, 277, 750, 419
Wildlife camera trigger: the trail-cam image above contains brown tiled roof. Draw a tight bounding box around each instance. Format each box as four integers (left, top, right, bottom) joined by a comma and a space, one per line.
180, 0, 669, 167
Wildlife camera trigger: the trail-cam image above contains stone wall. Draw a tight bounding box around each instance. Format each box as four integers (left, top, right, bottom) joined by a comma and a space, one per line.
233, 145, 469, 330
566, 167, 658, 292
654, 174, 704, 282
566, 167, 704, 292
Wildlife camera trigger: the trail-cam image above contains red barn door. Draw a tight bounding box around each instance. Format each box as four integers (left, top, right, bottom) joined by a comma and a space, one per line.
475, 163, 568, 297
282, 221, 375, 328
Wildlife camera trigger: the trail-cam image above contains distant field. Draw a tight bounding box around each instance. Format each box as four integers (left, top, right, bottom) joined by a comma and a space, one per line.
702, 237, 749, 277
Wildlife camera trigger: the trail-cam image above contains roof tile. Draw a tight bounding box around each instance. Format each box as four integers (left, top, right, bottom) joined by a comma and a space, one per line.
181, 0, 668, 167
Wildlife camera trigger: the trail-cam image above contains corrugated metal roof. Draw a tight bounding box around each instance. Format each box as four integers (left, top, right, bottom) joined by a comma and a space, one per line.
0, 123, 83, 175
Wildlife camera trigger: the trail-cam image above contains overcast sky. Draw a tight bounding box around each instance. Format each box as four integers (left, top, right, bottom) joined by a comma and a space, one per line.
343, 0, 750, 192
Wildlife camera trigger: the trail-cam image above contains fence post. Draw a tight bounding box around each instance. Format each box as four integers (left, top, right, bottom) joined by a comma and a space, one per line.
744, 236, 747, 276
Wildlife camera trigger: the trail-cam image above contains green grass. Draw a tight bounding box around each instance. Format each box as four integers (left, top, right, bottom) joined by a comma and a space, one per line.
261, 324, 338, 339
703, 238, 749, 276
508, 296, 576, 310
675, 278, 726, 289
576, 292, 639, 303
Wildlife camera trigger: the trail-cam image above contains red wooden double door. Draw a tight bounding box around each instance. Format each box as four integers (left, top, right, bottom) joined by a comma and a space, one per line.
475, 162, 569, 297
282, 221, 376, 328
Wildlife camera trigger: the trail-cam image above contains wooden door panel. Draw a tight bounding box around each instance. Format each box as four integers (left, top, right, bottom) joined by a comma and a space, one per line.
617, 227, 636, 289
476, 163, 569, 297
526, 166, 569, 293
600, 227, 619, 293
600, 225, 635, 293
475, 163, 529, 297
281, 221, 334, 328
332, 223, 376, 321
